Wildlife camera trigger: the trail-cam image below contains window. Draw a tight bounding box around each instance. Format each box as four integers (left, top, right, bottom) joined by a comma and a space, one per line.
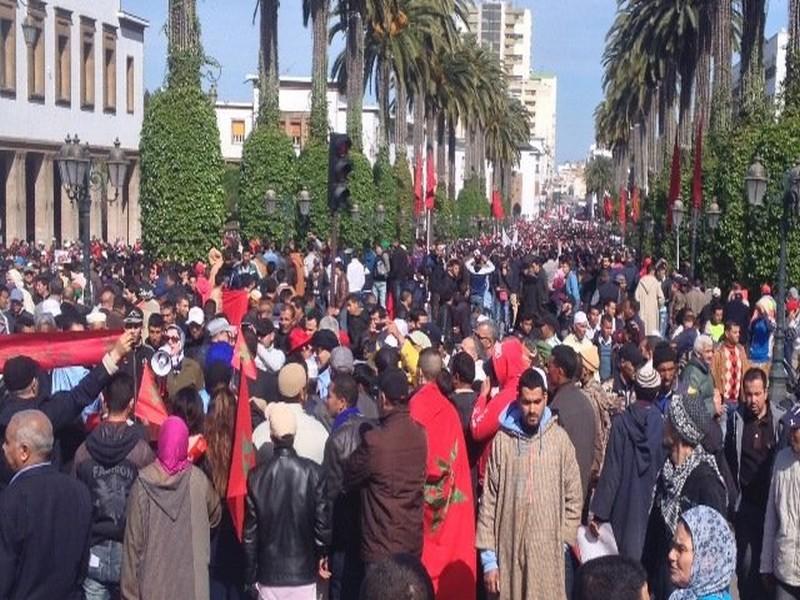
289, 121, 302, 147
55, 11, 71, 105
231, 120, 245, 144
26, 8, 44, 101
102, 25, 116, 112
125, 55, 134, 113
80, 18, 95, 109
0, 1, 15, 95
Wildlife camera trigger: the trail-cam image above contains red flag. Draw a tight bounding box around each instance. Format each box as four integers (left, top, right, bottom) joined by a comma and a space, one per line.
667, 134, 681, 230
221, 289, 250, 327
0, 330, 120, 371
231, 332, 258, 382
491, 189, 505, 219
619, 188, 628, 233
692, 118, 703, 211
603, 193, 613, 221
631, 186, 641, 223
134, 362, 168, 426
425, 146, 436, 210
414, 155, 424, 216
227, 346, 256, 541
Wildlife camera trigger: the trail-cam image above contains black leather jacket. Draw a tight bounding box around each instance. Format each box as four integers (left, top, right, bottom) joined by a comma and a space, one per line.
243, 445, 331, 587
323, 413, 374, 552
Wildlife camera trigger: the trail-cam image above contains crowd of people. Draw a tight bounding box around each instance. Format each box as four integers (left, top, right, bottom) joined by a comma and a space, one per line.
0, 219, 799, 600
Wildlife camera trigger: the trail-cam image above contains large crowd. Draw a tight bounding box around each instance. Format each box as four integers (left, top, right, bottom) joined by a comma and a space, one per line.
0, 219, 799, 600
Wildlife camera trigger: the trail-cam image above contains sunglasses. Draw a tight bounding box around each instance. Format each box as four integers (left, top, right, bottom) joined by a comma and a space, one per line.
166, 335, 181, 343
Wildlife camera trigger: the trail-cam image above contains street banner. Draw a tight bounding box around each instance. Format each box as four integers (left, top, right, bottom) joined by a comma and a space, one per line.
692, 117, 703, 211
631, 186, 640, 223
425, 146, 437, 210
667, 135, 681, 230
619, 188, 628, 234
414, 155, 424, 216
0, 330, 120, 371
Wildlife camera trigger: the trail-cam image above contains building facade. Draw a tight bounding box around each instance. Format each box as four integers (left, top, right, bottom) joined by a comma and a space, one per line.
733, 29, 788, 108
0, 0, 147, 245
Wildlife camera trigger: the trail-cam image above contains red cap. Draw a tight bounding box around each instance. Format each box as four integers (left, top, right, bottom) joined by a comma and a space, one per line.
761, 283, 772, 296
287, 327, 313, 354
788, 298, 800, 313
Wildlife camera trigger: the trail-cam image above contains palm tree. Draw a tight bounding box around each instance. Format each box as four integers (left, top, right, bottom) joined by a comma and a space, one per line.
485, 95, 530, 201
254, 0, 280, 127
303, 0, 330, 142
739, 0, 766, 117
711, 0, 733, 131
786, 0, 800, 110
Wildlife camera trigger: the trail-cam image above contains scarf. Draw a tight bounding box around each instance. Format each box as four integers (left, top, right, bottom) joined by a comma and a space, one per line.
157, 416, 192, 475
669, 505, 735, 600
658, 445, 723, 534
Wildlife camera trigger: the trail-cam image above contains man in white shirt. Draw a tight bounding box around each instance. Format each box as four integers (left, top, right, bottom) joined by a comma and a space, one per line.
346, 252, 366, 295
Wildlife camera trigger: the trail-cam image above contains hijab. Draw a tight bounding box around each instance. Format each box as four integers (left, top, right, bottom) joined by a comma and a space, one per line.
157, 416, 192, 476
669, 505, 735, 600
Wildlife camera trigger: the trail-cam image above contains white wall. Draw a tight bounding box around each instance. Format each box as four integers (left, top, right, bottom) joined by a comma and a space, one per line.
0, 1, 146, 152
215, 103, 254, 162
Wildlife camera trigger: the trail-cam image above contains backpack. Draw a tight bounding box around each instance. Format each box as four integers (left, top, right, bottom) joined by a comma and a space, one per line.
375, 256, 388, 278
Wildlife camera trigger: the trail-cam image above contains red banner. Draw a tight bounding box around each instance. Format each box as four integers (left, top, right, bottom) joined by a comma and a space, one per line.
227, 340, 257, 541
603, 193, 613, 221
491, 189, 505, 219
425, 146, 437, 210
619, 188, 628, 234
414, 155, 424, 217
667, 135, 681, 231
692, 117, 703, 211
221, 289, 250, 327
134, 362, 168, 426
0, 330, 121, 372
631, 186, 640, 223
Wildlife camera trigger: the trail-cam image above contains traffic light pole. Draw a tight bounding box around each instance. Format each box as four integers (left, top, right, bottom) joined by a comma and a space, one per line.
329, 211, 340, 311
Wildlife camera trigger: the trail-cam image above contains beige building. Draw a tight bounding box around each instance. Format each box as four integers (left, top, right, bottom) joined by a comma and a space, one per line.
0, 0, 147, 245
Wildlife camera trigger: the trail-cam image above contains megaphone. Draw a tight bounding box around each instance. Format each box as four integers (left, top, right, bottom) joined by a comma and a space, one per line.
151, 350, 173, 377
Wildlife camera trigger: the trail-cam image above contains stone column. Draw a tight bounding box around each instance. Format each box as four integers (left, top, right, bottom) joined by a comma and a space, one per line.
127, 161, 141, 242
5, 152, 26, 243
61, 186, 78, 244
34, 154, 54, 243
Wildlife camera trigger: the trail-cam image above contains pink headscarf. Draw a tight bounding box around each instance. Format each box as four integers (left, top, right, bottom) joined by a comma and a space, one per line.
157, 416, 192, 476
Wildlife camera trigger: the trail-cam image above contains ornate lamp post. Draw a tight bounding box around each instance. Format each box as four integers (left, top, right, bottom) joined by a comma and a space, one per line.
21, 14, 39, 47
264, 189, 277, 215
744, 157, 800, 404
57, 136, 128, 304
672, 198, 685, 271
376, 203, 385, 225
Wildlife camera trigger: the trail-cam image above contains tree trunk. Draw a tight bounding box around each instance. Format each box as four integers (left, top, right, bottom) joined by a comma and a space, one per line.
711, 0, 733, 132
310, 0, 329, 143
785, 0, 800, 111
168, 0, 199, 53
447, 116, 456, 200
377, 54, 391, 152
739, 0, 766, 117
345, 10, 364, 151
694, 27, 711, 135
258, 0, 280, 127
678, 69, 694, 149
647, 92, 658, 181
412, 95, 424, 170
394, 76, 407, 157
436, 112, 446, 193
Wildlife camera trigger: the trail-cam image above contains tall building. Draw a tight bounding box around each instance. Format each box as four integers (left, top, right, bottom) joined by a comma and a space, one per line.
0, 0, 148, 244
733, 29, 788, 107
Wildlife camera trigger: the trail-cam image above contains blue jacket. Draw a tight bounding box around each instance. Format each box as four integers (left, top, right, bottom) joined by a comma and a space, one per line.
749, 317, 772, 362
565, 271, 581, 307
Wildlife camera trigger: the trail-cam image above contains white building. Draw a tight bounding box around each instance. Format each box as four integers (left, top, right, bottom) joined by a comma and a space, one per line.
733, 28, 788, 107
0, 0, 148, 244
215, 76, 380, 163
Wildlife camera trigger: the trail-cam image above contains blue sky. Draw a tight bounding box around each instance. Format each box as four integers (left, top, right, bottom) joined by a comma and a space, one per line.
125, 0, 790, 163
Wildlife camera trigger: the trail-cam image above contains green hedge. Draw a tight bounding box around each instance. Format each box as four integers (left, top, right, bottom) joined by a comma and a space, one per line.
339, 151, 377, 247
238, 126, 299, 243
393, 154, 415, 245
296, 141, 332, 241
139, 84, 226, 261
373, 150, 398, 245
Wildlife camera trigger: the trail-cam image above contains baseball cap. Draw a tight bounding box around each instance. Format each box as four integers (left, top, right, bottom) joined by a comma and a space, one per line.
187, 306, 205, 327
124, 307, 144, 325
409, 330, 432, 349
268, 402, 297, 439
278, 363, 307, 399
579, 345, 600, 374
287, 328, 313, 354
330, 346, 355, 373
9, 288, 23, 303
207, 317, 234, 338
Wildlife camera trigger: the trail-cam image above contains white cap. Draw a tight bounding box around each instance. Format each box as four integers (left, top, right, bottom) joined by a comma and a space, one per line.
86, 309, 107, 324
573, 311, 588, 326
187, 306, 205, 326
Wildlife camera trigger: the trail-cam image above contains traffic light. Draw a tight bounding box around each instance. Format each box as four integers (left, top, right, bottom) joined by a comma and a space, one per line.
328, 133, 353, 213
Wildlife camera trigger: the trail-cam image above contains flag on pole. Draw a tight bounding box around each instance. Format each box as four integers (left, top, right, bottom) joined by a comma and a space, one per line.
667, 135, 681, 230
619, 188, 628, 234
603, 193, 613, 221
414, 155, 424, 216
502, 228, 512, 246
221, 289, 250, 327
692, 117, 703, 211
425, 146, 436, 210
134, 362, 168, 426
491, 190, 505, 219
631, 186, 641, 223
0, 330, 120, 371
227, 338, 257, 541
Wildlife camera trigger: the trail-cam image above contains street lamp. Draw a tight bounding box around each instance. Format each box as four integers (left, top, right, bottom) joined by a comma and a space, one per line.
297, 187, 311, 217
21, 14, 39, 48
743, 157, 800, 404
376, 203, 385, 225
351, 202, 360, 217
706, 198, 721, 230
57, 135, 128, 305
264, 189, 277, 215
208, 82, 218, 106
672, 198, 685, 272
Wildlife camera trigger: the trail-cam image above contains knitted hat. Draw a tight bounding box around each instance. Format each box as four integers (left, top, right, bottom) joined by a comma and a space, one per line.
652, 342, 677, 368
3, 356, 38, 391
635, 361, 661, 389
668, 393, 710, 446
331, 346, 355, 374
268, 402, 297, 439
278, 363, 307, 399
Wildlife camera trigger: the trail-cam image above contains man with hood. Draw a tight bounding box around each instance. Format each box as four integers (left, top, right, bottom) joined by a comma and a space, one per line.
73, 373, 155, 599
470, 337, 530, 487
589, 362, 667, 561
410, 349, 476, 600
476, 367, 582, 600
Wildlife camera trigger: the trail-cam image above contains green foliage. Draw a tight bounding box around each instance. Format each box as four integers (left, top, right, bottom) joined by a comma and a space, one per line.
238, 126, 299, 243
139, 84, 226, 261
433, 184, 457, 241
222, 164, 240, 216
373, 150, 398, 244
455, 176, 490, 237
340, 152, 377, 246
393, 155, 415, 246
297, 142, 331, 240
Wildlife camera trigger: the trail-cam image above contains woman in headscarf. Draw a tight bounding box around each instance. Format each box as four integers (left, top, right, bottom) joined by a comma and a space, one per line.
668, 505, 736, 600
749, 296, 776, 373
121, 416, 222, 600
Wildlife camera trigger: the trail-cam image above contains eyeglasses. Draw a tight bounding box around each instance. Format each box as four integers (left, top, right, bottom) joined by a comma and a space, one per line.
166, 336, 181, 343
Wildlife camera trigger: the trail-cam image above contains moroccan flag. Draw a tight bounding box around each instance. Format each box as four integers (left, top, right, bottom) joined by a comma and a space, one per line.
692, 117, 703, 211
221, 288, 250, 327
0, 330, 120, 371
603, 193, 613, 221
667, 134, 681, 230
410, 382, 476, 600
134, 362, 168, 425
491, 189, 505, 219
619, 188, 628, 233
227, 339, 257, 541
425, 146, 437, 210
414, 154, 424, 216
631, 186, 641, 223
